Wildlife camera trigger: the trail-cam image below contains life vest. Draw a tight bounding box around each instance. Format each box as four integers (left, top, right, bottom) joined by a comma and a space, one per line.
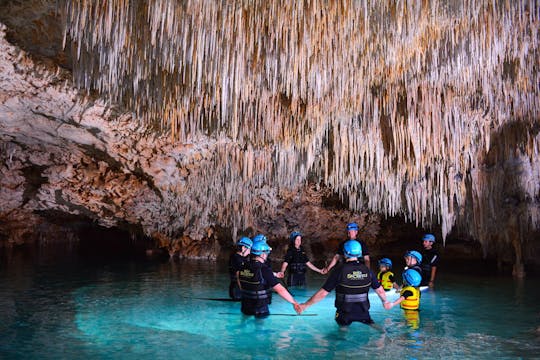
377, 270, 394, 290
400, 286, 420, 310
335, 261, 372, 312
239, 260, 271, 308
287, 247, 308, 274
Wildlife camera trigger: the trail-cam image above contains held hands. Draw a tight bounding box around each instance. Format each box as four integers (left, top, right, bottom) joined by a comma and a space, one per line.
276, 272, 285, 279
294, 303, 310, 314
383, 301, 393, 310
320, 267, 329, 275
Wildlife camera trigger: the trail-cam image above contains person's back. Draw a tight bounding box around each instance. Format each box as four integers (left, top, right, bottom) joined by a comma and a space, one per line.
334, 260, 373, 323
239, 257, 272, 316
228, 237, 252, 300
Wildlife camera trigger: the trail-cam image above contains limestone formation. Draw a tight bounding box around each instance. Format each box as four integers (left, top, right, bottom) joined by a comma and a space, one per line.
1, 1, 539, 270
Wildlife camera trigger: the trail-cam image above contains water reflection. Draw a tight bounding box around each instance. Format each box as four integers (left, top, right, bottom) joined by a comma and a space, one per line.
1, 251, 540, 359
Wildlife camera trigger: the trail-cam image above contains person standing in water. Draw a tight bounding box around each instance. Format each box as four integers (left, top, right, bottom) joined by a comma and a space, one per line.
297, 240, 389, 326
403, 250, 423, 284
324, 222, 371, 273
385, 268, 422, 329
377, 258, 397, 291
238, 240, 301, 318
420, 233, 440, 288
228, 237, 253, 300
277, 231, 326, 287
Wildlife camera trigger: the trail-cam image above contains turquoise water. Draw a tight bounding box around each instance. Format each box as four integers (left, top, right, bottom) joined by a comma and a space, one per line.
1, 249, 539, 359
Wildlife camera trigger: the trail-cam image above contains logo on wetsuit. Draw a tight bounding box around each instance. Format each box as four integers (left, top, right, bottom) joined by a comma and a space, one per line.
346, 271, 368, 280
240, 269, 254, 278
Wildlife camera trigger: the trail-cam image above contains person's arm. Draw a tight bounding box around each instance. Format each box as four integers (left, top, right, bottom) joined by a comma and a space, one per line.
364, 255, 371, 269
374, 285, 388, 304
236, 271, 242, 290
386, 289, 412, 309
306, 261, 323, 274
273, 283, 299, 313
325, 254, 340, 272
276, 262, 288, 278
299, 288, 329, 313
429, 266, 437, 287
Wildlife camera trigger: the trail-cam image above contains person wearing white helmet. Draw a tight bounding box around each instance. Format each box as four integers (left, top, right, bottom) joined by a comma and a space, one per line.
297, 240, 389, 326
228, 237, 253, 300
420, 233, 439, 288
238, 239, 301, 318
324, 222, 371, 273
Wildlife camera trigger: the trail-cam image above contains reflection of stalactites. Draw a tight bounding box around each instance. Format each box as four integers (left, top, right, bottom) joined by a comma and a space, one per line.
65, 0, 540, 243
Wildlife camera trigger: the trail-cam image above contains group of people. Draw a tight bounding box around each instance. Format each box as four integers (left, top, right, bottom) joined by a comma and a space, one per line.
227, 222, 440, 327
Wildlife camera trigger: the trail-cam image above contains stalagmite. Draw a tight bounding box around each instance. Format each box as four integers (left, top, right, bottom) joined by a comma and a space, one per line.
61, 0, 539, 261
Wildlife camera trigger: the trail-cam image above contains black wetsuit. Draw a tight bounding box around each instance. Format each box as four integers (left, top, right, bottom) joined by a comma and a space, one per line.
420, 247, 439, 286
238, 258, 279, 318
228, 252, 247, 300
322, 260, 382, 326
406, 264, 424, 285
284, 246, 310, 287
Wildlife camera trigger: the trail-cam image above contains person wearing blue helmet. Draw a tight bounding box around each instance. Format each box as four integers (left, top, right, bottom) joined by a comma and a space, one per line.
238, 238, 301, 318
377, 258, 396, 291
324, 222, 371, 273
386, 268, 422, 310
277, 231, 325, 287
420, 233, 439, 288
402, 250, 423, 288
297, 240, 390, 326
228, 237, 253, 300
385, 269, 422, 329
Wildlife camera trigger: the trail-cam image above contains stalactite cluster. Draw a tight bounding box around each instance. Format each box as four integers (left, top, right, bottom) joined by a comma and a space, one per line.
64, 0, 539, 246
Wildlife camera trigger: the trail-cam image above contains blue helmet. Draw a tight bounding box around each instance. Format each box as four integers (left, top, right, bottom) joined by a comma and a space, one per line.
403, 269, 422, 287
422, 233, 436, 242
346, 222, 359, 231
343, 240, 362, 258
252, 234, 267, 244
405, 250, 422, 263
378, 258, 392, 268
251, 241, 272, 256
289, 231, 302, 242
237, 237, 253, 249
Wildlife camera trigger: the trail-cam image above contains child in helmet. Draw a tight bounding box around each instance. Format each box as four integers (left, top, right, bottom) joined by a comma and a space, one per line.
277, 231, 325, 287
390, 268, 422, 310
228, 237, 253, 300
403, 250, 423, 283
377, 258, 397, 291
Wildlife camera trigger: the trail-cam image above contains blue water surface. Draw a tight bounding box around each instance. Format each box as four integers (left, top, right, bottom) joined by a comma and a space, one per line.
1, 247, 539, 359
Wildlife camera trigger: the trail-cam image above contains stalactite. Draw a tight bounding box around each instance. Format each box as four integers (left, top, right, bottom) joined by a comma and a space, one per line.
63, 0, 539, 246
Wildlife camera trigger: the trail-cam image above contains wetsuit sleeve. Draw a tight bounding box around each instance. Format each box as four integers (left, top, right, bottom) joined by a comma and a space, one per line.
322, 267, 340, 292
430, 251, 440, 266
261, 264, 279, 287
336, 241, 344, 256
402, 290, 414, 298
369, 270, 382, 289
360, 240, 370, 256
